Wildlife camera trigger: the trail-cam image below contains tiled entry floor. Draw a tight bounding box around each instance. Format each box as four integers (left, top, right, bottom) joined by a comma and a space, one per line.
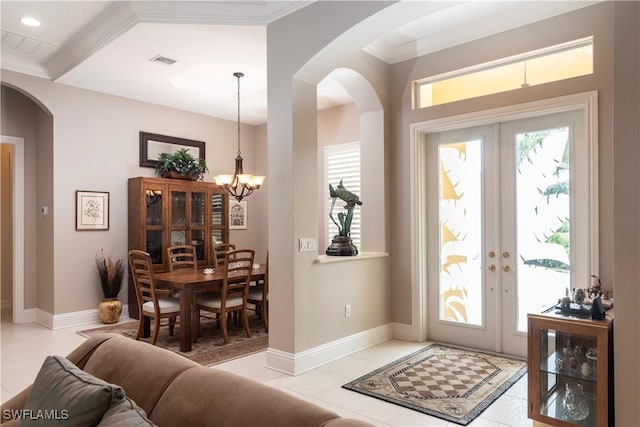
1, 309, 532, 426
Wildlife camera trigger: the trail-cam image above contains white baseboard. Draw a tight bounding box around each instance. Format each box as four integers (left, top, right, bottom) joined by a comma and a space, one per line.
266, 323, 393, 376
12, 307, 36, 323
31, 305, 130, 329
391, 321, 417, 341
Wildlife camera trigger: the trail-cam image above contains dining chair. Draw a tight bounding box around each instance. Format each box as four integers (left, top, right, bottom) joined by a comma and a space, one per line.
248, 251, 268, 332
166, 244, 197, 271
194, 249, 255, 344
213, 243, 236, 268
128, 250, 181, 345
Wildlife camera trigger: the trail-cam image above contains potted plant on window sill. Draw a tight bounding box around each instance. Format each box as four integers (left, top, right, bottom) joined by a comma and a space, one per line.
96, 249, 125, 324
155, 148, 208, 181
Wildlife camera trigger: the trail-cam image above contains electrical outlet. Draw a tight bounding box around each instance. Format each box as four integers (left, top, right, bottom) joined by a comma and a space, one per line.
345, 304, 351, 318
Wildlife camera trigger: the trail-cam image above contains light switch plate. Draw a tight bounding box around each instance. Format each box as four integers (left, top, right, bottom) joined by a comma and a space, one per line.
299, 238, 316, 252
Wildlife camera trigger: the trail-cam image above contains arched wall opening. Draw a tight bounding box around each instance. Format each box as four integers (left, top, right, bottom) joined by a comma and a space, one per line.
0, 84, 54, 323
316, 68, 385, 253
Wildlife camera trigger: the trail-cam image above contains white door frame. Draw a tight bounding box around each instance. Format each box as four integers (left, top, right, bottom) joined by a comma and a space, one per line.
409, 91, 599, 343
1, 135, 29, 323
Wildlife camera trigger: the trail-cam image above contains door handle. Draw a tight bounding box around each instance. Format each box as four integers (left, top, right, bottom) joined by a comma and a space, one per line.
487, 264, 496, 272
502, 265, 515, 272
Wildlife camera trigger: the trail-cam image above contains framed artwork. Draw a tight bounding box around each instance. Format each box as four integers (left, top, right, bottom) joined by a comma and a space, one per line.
229, 200, 248, 230
76, 191, 109, 231
139, 131, 206, 168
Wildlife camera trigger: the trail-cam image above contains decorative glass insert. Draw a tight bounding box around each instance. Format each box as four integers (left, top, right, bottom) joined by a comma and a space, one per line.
516, 127, 571, 331
438, 140, 482, 325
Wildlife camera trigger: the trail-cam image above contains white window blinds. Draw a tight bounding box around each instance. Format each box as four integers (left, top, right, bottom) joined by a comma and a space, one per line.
324, 142, 361, 248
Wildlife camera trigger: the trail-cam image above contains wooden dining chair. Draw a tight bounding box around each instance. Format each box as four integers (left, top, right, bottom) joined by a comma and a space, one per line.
194, 249, 254, 344
213, 243, 236, 268
128, 250, 181, 345
248, 251, 268, 332
166, 244, 197, 271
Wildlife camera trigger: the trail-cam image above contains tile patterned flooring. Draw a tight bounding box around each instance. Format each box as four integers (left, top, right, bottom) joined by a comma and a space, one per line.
0, 309, 532, 426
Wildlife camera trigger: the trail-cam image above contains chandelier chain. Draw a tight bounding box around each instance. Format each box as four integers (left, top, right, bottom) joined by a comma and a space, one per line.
236, 72, 242, 157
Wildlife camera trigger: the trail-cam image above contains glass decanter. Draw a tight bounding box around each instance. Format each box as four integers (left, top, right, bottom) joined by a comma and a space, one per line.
562, 382, 589, 421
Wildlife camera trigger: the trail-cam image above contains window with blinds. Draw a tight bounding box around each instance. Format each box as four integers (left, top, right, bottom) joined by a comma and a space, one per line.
324, 142, 361, 249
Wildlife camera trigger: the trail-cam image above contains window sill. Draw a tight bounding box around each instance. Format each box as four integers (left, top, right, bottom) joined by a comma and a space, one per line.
314, 252, 388, 264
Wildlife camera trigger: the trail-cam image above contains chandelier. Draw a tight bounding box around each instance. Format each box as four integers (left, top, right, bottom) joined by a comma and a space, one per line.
213, 72, 265, 202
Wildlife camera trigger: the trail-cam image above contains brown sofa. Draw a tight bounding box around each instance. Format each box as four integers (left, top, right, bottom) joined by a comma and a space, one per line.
1, 333, 373, 426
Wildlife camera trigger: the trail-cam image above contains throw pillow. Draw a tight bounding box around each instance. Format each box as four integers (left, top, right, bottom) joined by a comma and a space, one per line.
97, 396, 156, 427
22, 355, 124, 426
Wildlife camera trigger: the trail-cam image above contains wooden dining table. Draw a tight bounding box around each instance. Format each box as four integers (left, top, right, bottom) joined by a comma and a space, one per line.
154, 264, 266, 352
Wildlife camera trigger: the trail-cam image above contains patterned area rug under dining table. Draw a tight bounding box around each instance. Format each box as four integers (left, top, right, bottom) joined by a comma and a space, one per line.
78, 314, 267, 367
342, 343, 527, 426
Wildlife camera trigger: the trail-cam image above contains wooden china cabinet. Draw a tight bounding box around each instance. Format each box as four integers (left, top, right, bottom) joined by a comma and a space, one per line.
528, 308, 614, 427
127, 176, 229, 318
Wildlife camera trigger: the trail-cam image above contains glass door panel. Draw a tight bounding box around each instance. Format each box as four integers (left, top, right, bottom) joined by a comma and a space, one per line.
191, 229, 205, 261
145, 190, 163, 226
515, 127, 571, 331
191, 192, 206, 226
438, 140, 483, 325
146, 230, 164, 265
171, 191, 187, 227
171, 230, 186, 245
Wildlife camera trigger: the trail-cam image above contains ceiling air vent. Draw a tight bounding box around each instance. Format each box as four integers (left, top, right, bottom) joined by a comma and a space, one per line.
149, 55, 177, 66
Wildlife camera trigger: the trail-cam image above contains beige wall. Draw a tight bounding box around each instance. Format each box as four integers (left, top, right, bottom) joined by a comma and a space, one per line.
611, 1, 640, 424
0, 72, 266, 315
267, 1, 393, 357
1, 144, 13, 307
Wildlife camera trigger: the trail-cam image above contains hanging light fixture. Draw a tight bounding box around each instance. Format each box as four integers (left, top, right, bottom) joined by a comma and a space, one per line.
213, 72, 265, 201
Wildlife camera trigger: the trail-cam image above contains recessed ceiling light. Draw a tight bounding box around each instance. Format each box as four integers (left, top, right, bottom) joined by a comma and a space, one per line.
20, 17, 41, 27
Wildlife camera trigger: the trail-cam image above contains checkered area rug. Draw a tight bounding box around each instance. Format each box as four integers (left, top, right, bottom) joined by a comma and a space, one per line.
343, 344, 526, 425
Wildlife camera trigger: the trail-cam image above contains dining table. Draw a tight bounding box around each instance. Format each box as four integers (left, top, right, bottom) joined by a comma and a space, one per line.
154, 264, 266, 352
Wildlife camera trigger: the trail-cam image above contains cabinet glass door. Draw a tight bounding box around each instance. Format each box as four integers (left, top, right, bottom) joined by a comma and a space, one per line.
171, 191, 187, 227
191, 229, 205, 261
191, 192, 206, 226
538, 327, 598, 426
144, 188, 164, 265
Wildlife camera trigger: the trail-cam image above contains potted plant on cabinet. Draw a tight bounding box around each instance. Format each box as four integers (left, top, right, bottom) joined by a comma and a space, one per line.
155, 148, 208, 181
95, 249, 125, 324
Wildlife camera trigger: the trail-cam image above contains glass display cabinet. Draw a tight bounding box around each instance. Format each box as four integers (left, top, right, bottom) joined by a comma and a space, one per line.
127, 177, 229, 318
527, 308, 613, 427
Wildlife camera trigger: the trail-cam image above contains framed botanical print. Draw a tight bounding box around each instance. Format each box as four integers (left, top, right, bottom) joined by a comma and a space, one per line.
229, 200, 247, 230
76, 191, 109, 231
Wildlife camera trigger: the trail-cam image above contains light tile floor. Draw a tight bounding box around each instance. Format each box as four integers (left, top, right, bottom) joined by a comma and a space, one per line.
0, 309, 532, 426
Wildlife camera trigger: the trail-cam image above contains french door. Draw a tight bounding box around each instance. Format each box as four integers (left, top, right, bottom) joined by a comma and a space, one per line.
426, 110, 587, 357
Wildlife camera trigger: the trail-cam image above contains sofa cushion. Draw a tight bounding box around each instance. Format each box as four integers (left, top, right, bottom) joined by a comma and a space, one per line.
150, 368, 342, 427
23, 355, 123, 426
97, 396, 156, 427
81, 334, 199, 416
